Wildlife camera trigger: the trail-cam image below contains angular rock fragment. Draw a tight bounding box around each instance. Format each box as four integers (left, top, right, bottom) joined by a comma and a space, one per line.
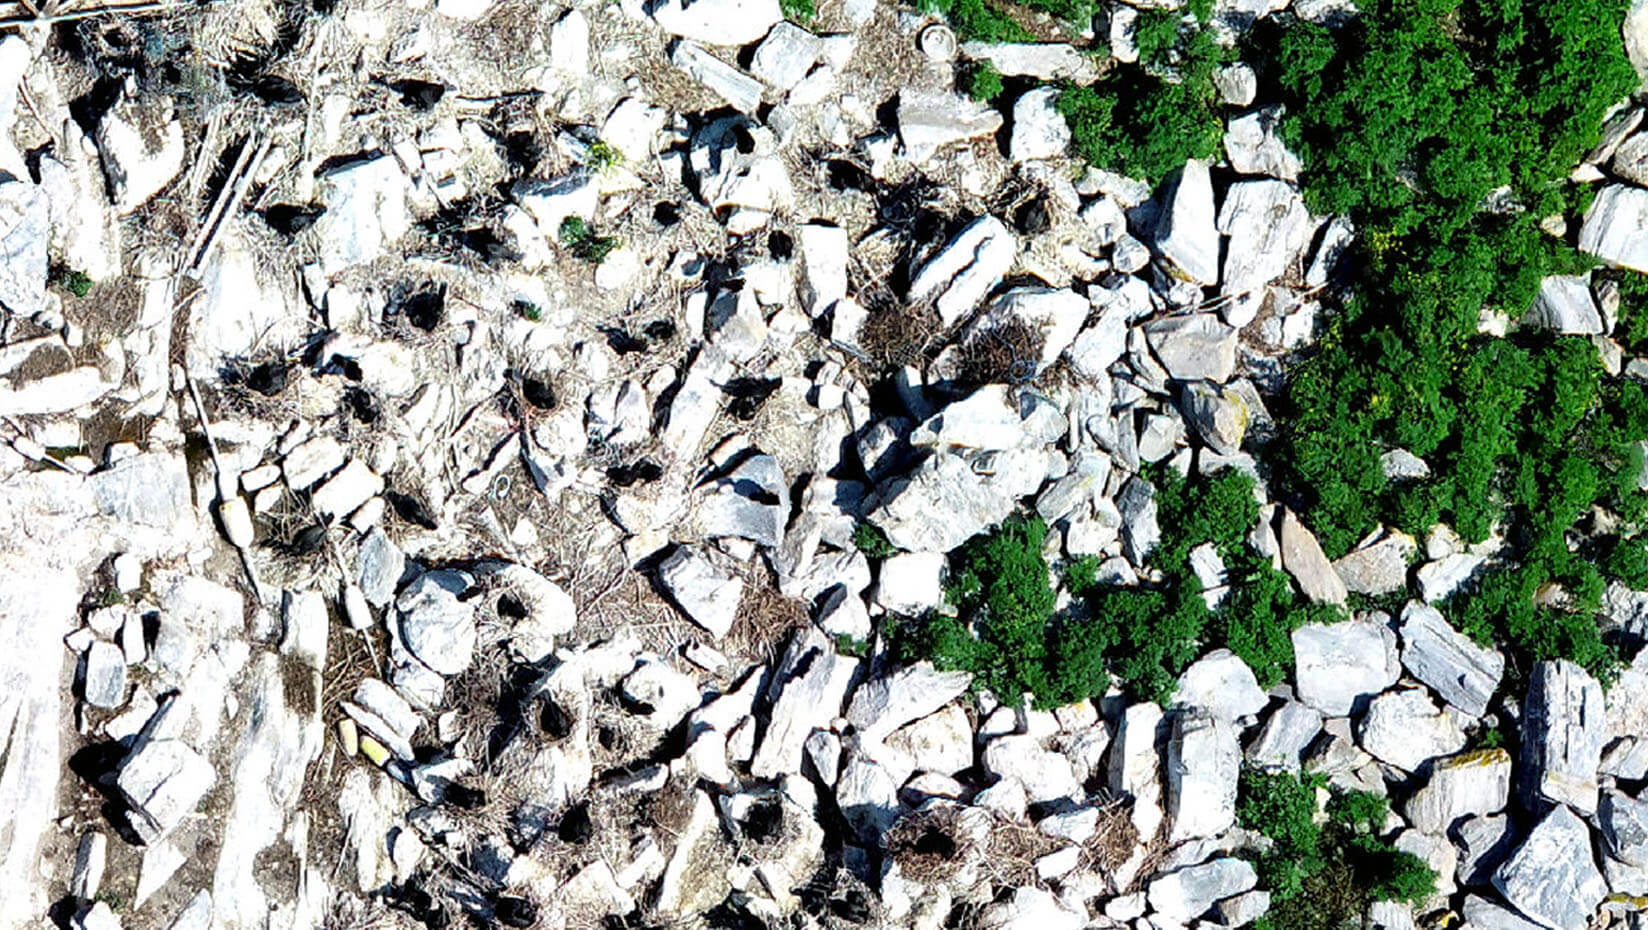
1152, 159, 1220, 284
1579, 184, 1648, 273
1292, 615, 1399, 716
1148, 858, 1258, 923
396, 571, 478, 676
649, 0, 781, 46
907, 216, 1018, 327
1278, 508, 1349, 606
1358, 687, 1467, 773
1405, 748, 1512, 833
898, 91, 1006, 166
1398, 601, 1503, 717
1165, 709, 1240, 843
1144, 313, 1239, 382
656, 546, 744, 639
1522, 275, 1603, 335
1493, 805, 1607, 930
1518, 660, 1606, 815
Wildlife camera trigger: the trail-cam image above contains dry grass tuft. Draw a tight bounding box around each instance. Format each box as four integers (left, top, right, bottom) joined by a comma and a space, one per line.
723, 580, 809, 668
885, 804, 982, 885
857, 297, 944, 373
952, 317, 1046, 387
1079, 800, 1141, 875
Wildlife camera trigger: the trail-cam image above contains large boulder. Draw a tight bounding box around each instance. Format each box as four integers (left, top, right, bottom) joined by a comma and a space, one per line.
1358, 687, 1467, 773
1165, 709, 1240, 843
1291, 616, 1400, 716
907, 215, 1018, 326
1578, 184, 1648, 273
1147, 858, 1258, 923
1398, 601, 1504, 718
1492, 805, 1607, 930
1405, 749, 1512, 833
1518, 660, 1605, 815
1152, 159, 1220, 284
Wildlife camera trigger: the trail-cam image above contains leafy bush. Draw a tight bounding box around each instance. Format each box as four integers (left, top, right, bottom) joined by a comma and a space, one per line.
780, 0, 815, 21
964, 59, 1005, 102
558, 216, 619, 264
1239, 771, 1437, 930
51, 266, 93, 298
854, 522, 896, 560
919, 0, 1032, 42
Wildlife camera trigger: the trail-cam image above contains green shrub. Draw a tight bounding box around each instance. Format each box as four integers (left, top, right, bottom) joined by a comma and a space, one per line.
854, 522, 897, 560
780, 0, 815, 21
558, 216, 619, 264
919, 0, 1033, 42
1240, 771, 1437, 930
965, 59, 1005, 102
52, 267, 93, 298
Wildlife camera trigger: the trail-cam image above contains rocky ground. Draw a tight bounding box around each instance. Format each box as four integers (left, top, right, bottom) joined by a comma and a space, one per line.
3, 0, 1648, 929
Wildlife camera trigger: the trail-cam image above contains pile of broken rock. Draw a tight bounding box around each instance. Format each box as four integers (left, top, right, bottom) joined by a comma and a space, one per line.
1, 0, 1647, 929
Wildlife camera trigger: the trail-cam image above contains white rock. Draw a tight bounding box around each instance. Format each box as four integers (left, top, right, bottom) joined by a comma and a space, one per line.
908, 215, 1018, 327
1173, 649, 1267, 724
117, 731, 216, 844
1601, 788, 1648, 867
395, 571, 477, 676
960, 42, 1101, 81
657, 546, 744, 639
798, 223, 849, 316
82, 641, 127, 710
977, 886, 1085, 930
1224, 106, 1301, 180
984, 734, 1081, 804
1218, 179, 1312, 298
673, 41, 765, 113
550, 8, 590, 73
1279, 508, 1349, 606
1010, 87, 1070, 163
1144, 313, 1239, 382
0, 178, 48, 318
1147, 858, 1258, 923
1214, 64, 1258, 106
1579, 185, 1648, 273
1405, 748, 1513, 833
1292, 616, 1400, 716
1109, 702, 1165, 839
1165, 709, 1240, 843
314, 154, 413, 277
1359, 688, 1468, 773
1398, 601, 1503, 718
897, 91, 1006, 167
1518, 660, 1605, 815
96, 88, 185, 214
752, 22, 824, 90
1333, 532, 1414, 596
869, 451, 1018, 552
311, 459, 383, 521
752, 630, 859, 778
1493, 805, 1607, 930
873, 552, 946, 615
649, 0, 782, 46
1153, 159, 1220, 284
888, 704, 974, 775
1523, 275, 1604, 335
1246, 701, 1323, 772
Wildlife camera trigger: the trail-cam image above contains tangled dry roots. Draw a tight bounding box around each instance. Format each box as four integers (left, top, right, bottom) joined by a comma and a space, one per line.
954, 317, 1046, 387
885, 803, 980, 885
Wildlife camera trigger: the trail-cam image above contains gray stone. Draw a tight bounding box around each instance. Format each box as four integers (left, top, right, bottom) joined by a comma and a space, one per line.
357, 528, 404, 607
82, 641, 127, 710
1165, 709, 1240, 843
1152, 159, 1220, 283
1359, 688, 1468, 773
697, 453, 786, 547
1518, 660, 1606, 815
1144, 313, 1239, 382
798, 222, 849, 316
837, 754, 901, 840
1279, 509, 1349, 606
311, 459, 382, 521
513, 172, 597, 238
887, 704, 974, 775
314, 154, 412, 277
71, 833, 107, 901
1493, 805, 1607, 930
1109, 702, 1166, 840
1398, 827, 1459, 900
984, 734, 1081, 804
1406, 748, 1512, 833
1179, 380, 1250, 455
396, 571, 477, 676
1224, 106, 1301, 180
873, 551, 945, 615
847, 661, 972, 744
648, 0, 781, 46
960, 42, 1102, 81
282, 436, 344, 491
1147, 858, 1258, 923
908, 215, 1018, 327
96, 88, 185, 214
74, 902, 121, 930
1462, 895, 1549, 930
1612, 130, 1648, 186
116, 730, 216, 844
1522, 275, 1604, 335
1333, 532, 1414, 596
1116, 474, 1161, 567
955, 287, 1089, 378
1217, 179, 1312, 298
1601, 789, 1648, 867
1010, 87, 1070, 163
657, 546, 744, 639
672, 42, 764, 114
910, 384, 1065, 451
1246, 701, 1323, 771
752, 630, 859, 778
898, 91, 1007, 167
1216, 889, 1270, 927
1579, 185, 1648, 274
1454, 814, 1517, 887
751, 22, 823, 91
0, 179, 47, 317
1214, 64, 1258, 106
869, 451, 1018, 553
1418, 551, 1488, 603
977, 886, 1085, 930
1173, 649, 1268, 724
1399, 601, 1504, 717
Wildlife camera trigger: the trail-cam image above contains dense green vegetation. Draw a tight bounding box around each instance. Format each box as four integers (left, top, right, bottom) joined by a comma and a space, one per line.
558, 216, 619, 264
963, 59, 1005, 102
904, 471, 1340, 708
1243, 0, 1644, 678
1238, 770, 1437, 930
1056, 3, 1226, 182
779, 0, 815, 21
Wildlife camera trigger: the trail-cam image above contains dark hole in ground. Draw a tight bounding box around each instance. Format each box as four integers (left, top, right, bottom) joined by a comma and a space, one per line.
1014, 196, 1051, 236
653, 201, 681, 226
732, 125, 756, 153
389, 78, 446, 111
521, 376, 556, 410
245, 360, 289, 396
558, 802, 593, 844
497, 593, 527, 620
602, 326, 648, 355
387, 491, 438, 529
723, 377, 780, 420
539, 697, 573, 740
607, 459, 662, 487
344, 387, 378, 424
644, 319, 677, 342
286, 524, 327, 557
827, 159, 874, 192
401, 287, 445, 332
741, 799, 783, 842
444, 783, 486, 810
910, 827, 957, 857
768, 229, 793, 261
261, 203, 325, 236
494, 896, 538, 928
238, 73, 305, 106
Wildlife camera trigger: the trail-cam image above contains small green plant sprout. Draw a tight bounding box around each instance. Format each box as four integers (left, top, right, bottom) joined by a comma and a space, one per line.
965, 59, 1005, 102
587, 139, 623, 174
780, 0, 816, 22
558, 216, 619, 265
53, 267, 94, 298
853, 522, 897, 559
512, 299, 543, 322
835, 633, 871, 657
